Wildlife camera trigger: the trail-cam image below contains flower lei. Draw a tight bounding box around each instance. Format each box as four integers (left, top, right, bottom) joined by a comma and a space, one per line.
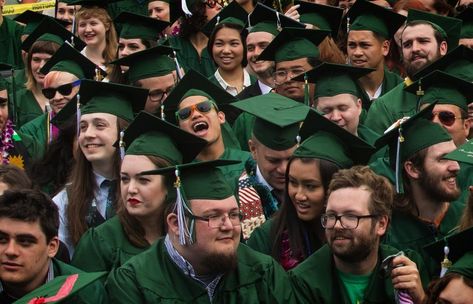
0, 119, 14, 164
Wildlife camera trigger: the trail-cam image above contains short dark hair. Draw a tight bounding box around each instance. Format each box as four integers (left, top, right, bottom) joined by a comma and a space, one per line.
0, 189, 59, 243
0, 165, 32, 190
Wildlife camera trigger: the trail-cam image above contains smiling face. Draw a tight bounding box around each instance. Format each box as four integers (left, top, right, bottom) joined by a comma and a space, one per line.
288, 158, 326, 222
120, 155, 168, 220
56, 2, 78, 31
347, 30, 389, 70
177, 95, 224, 145
212, 27, 244, 73
78, 112, 118, 166
246, 31, 275, 77
77, 17, 108, 47
0, 218, 58, 297
30, 53, 52, 87
325, 186, 385, 263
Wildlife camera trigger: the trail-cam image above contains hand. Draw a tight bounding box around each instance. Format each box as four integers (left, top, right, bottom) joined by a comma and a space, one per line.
284, 4, 300, 22
390, 255, 426, 304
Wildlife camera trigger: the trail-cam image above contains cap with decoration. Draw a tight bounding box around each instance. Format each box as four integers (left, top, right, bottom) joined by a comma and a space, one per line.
115, 11, 169, 41
424, 227, 473, 278
412, 45, 473, 82
258, 27, 330, 63
202, 1, 248, 37
14, 10, 71, 36
248, 3, 305, 36
457, 7, 473, 39
405, 70, 473, 113
295, 1, 343, 38
163, 69, 238, 124
375, 102, 452, 193
230, 93, 310, 151
346, 0, 406, 39
407, 9, 462, 50
141, 159, 240, 245
123, 111, 207, 164
292, 62, 374, 99
111, 45, 177, 83
40, 43, 105, 80
13, 272, 107, 304
295, 109, 375, 168
78, 80, 148, 122
21, 17, 86, 52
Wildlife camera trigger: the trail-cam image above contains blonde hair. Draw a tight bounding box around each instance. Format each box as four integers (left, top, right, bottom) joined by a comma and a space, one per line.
76, 6, 118, 75
43, 71, 78, 88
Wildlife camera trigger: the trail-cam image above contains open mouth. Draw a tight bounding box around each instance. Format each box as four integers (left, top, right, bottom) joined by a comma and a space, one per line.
192, 121, 209, 133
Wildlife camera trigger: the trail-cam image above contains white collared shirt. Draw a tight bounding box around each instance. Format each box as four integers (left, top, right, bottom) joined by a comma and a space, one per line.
214, 69, 252, 96
256, 165, 273, 191
258, 80, 273, 95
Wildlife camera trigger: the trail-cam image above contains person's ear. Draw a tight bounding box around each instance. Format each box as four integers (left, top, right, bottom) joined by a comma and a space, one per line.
47, 236, 60, 258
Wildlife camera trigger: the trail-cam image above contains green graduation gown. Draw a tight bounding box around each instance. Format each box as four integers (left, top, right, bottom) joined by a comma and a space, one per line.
289, 244, 428, 304
14, 88, 44, 128
364, 80, 418, 135
0, 259, 107, 304
232, 112, 255, 152
217, 148, 251, 193
0, 16, 24, 69
169, 36, 216, 78
106, 239, 296, 303
384, 204, 464, 279
19, 113, 48, 159
357, 68, 403, 111
246, 218, 273, 255
71, 216, 149, 273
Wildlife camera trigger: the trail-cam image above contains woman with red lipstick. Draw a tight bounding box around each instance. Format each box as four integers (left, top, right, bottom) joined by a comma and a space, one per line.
71, 112, 206, 273
247, 110, 376, 270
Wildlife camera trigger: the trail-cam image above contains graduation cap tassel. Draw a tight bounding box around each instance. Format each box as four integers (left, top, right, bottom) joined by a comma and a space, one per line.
276, 12, 283, 32
94, 67, 103, 82
173, 50, 184, 81
346, 17, 350, 33
395, 126, 404, 194
296, 135, 301, 147
160, 104, 166, 121
119, 131, 125, 160
174, 168, 194, 245
181, 0, 193, 17
76, 94, 81, 138
415, 79, 424, 112
440, 245, 452, 278
303, 73, 310, 107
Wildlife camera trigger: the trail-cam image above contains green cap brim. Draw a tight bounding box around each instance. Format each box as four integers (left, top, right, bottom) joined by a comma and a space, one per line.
405, 70, 473, 112
248, 3, 305, 36
123, 111, 207, 164
111, 45, 176, 83
40, 43, 104, 79
50, 96, 77, 129
444, 140, 473, 165
296, 109, 375, 167
258, 27, 330, 62
14, 10, 71, 35
347, 0, 406, 38
292, 63, 374, 98
231, 93, 310, 150
115, 11, 170, 41
295, 1, 343, 38
21, 18, 86, 52
78, 80, 148, 122
457, 8, 473, 38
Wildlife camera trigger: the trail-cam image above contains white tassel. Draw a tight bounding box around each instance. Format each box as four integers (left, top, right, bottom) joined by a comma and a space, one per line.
76, 94, 81, 138
174, 168, 193, 245
181, 0, 192, 17
440, 245, 452, 278
119, 131, 125, 160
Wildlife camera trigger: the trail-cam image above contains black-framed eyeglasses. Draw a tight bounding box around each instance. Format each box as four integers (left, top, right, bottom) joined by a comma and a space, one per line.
42, 79, 81, 99
428, 110, 465, 127
188, 211, 243, 228
148, 84, 176, 103
272, 68, 306, 83
175, 100, 217, 121
321, 213, 378, 230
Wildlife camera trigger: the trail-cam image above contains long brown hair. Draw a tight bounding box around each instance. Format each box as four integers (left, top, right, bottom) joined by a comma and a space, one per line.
66, 116, 128, 245
25, 41, 61, 90
459, 186, 473, 231
117, 155, 176, 248
76, 6, 118, 75
270, 157, 340, 262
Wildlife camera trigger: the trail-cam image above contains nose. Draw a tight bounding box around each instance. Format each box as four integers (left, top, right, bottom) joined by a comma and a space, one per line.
82, 125, 95, 138
128, 178, 138, 194
277, 160, 288, 175
219, 214, 233, 230
329, 110, 342, 122
448, 160, 461, 173
411, 40, 422, 53
4, 240, 19, 256
295, 186, 306, 202
52, 90, 65, 101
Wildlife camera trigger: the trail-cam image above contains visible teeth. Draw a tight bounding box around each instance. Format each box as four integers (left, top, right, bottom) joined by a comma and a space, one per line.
193, 122, 208, 132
